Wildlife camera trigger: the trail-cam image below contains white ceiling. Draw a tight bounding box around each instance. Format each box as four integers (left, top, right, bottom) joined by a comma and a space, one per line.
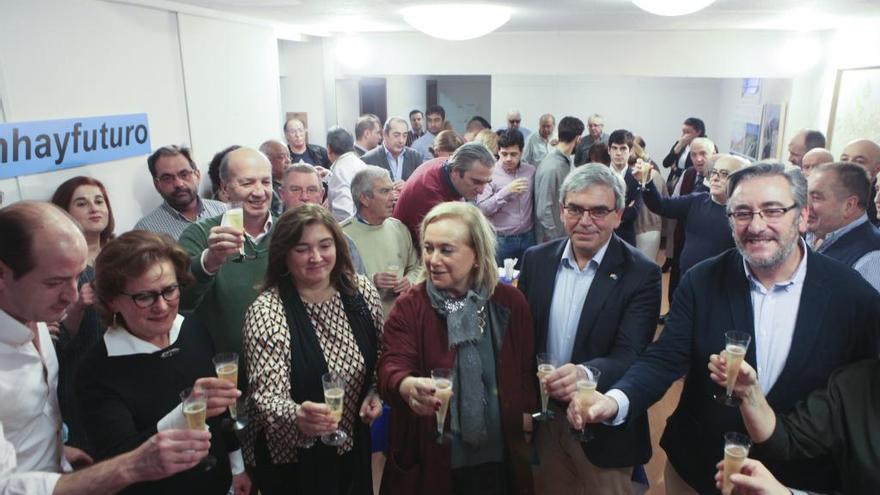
169, 0, 880, 37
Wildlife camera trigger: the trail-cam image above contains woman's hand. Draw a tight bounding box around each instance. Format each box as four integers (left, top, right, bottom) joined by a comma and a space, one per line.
714, 458, 790, 495
359, 392, 383, 424
232, 471, 253, 495
399, 376, 441, 416
194, 377, 241, 418
296, 401, 338, 437
708, 353, 759, 397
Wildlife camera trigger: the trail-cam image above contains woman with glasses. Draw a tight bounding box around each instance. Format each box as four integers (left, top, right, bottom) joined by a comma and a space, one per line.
76, 231, 251, 495
634, 154, 749, 276
241, 204, 384, 495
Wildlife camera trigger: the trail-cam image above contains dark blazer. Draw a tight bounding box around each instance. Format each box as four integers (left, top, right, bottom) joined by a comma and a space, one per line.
613, 248, 880, 493
614, 167, 641, 246
362, 145, 424, 181
518, 235, 662, 468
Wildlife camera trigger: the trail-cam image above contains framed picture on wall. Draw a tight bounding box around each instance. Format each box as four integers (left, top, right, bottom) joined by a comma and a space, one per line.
759, 103, 786, 160
827, 66, 880, 157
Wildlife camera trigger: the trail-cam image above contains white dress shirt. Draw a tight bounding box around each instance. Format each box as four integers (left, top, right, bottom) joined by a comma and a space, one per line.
327, 152, 368, 222
104, 316, 244, 476
546, 239, 609, 365
0, 309, 63, 494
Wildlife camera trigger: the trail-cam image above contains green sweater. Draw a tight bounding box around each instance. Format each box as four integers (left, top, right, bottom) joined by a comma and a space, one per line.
178, 214, 274, 389
757, 359, 880, 494
341, 216, 420, 317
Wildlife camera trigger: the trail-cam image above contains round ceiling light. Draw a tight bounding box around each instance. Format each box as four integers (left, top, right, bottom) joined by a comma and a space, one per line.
632, 0, 717, 16
400, 4, 512, 41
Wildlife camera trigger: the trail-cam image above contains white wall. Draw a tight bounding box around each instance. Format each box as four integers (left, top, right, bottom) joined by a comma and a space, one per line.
386, 75, 428, 123
437, 76, 491, 134
278, 39, 329, 146
0, 0, 189, 229
177, 14, 282, 169
334, 78, 360, 136
0, 0, 286, 230
714, 78, 792, 157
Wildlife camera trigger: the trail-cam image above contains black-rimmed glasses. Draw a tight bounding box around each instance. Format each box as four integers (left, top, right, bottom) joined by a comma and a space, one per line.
121, 284, 180, 308
727, 204, 797, 224
563, 204, 616, 221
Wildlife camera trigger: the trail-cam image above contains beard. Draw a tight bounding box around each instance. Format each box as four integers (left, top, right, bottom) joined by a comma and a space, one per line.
733, 215, 800, 269
164, 187, 196, 211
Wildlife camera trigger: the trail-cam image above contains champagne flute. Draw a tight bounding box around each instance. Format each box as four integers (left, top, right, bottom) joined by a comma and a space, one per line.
321, 371, 348, 446
180, 386, 216, 471
212, 352, 248, 431
224, 201, 246, 262
721, 432, 751, 495
715, 331, 752, 407
431, 368, 454, 444
533, 353, 557, 421
571, 365, 601, 442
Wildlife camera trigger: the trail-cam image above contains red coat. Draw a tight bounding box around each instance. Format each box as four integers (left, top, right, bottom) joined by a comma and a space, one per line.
378, 282, 536, 495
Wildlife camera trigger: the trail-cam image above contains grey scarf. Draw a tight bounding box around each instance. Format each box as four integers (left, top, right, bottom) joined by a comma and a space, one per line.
425, 278, 489, 447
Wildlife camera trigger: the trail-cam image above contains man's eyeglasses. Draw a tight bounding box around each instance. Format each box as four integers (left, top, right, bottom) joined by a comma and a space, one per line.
121, 284, 180, 308
508, 119, 521, 124
563, 204, 616, 220
156, 169, 195, 184
708, 170, 731, 179
727, 205, 797, 224
288, 186, 321, 196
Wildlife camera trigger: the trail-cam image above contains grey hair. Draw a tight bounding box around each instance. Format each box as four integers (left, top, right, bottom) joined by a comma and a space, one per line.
540, 113, 556, 124
447, 142, 495, 176
383, 116, 409, 134
691, 137, 716, 153
283, 162, 320, 180
258, 139, 284, 156
559, 163, 626, 211
587, 113, 604, 124
726, 161, 807, 210
350, 165, 390, 211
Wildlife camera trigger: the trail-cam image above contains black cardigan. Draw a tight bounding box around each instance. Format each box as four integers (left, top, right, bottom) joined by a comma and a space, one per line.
76, 316, 238, 495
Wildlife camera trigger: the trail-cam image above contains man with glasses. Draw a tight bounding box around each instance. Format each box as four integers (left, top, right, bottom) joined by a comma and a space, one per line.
501, 109, 531, 141
135, 145, 227, 240
573, 163, 880, 494
519, 164, 661, 494
283, 118, 331, 168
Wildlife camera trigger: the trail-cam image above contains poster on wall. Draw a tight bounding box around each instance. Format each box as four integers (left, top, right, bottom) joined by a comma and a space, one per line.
827, 66, 880, 157
0, 113, 151, 180
729, 103, 762, 160
759, 103, 786, 160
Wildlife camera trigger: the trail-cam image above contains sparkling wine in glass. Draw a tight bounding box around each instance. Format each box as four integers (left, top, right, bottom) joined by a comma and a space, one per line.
212, 352, 248, 430
572, 365, 601, 442
715, 331, 752, 407
180, 386, 216, 471
321, 371, 348, 446
721, 432, 751, 495
224, 201, 246, 261
431, 368, 454, 444
533, 353, 557, 421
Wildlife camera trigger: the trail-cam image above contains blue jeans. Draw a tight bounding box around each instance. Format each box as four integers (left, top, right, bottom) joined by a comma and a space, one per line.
495, 230, 536, 269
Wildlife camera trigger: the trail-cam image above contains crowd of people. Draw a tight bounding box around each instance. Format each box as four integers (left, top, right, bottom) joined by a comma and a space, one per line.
2, 103, 880, 495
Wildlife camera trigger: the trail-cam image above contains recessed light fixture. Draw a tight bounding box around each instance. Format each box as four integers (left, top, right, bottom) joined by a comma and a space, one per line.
400, 4, 512, 40
632, 0, 716, 17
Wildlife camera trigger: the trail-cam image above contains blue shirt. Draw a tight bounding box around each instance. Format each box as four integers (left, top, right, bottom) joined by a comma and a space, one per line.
384, 145, 405, 182
546, 239, 609, 365
806, 214, 880, 292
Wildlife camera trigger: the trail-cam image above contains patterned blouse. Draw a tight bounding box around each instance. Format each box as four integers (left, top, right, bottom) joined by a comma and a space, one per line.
242, 274, 384, 464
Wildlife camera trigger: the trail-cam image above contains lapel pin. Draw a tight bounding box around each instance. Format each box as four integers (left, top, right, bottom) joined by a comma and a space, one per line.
609, 273, 618, 280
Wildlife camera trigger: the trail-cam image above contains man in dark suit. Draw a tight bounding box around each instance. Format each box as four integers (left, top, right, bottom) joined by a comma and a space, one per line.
361, 116, 423, 182
519, 163, 662, 494
574, 163, 880, 494
606, 129, 641, 247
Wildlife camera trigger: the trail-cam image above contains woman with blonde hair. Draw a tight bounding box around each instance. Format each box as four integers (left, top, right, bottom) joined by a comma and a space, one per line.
378, 202, 536, 494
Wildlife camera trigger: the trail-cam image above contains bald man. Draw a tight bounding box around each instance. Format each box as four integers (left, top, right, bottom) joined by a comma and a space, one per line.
800, 148, 834, 178
179, 148, 275, 390
841, 138, 880, 225
0, 202, 211, 494
786, 129, 826, 166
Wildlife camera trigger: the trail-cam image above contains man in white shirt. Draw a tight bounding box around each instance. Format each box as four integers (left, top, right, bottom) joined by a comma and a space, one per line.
0, 201, 211, 495
326, 126, 368, 221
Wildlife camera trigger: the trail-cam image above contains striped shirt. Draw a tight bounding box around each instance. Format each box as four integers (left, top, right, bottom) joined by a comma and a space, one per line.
134, 198, 227, 240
